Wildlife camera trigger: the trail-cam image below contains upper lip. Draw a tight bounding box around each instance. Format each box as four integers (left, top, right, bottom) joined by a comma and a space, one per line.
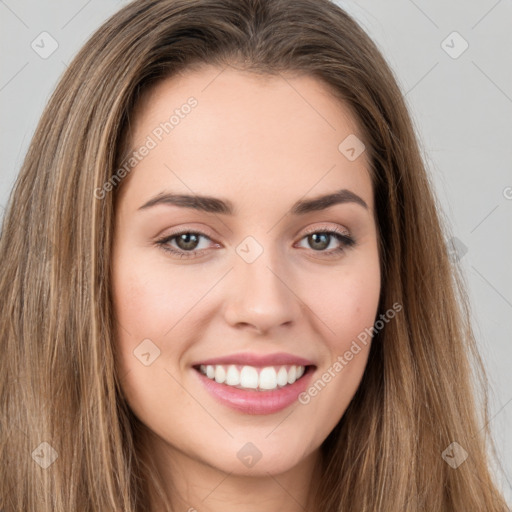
193, 352, 316, 368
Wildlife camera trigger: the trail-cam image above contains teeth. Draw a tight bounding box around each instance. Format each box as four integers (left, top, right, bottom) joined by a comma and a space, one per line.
198, 364, 307, 391
226, 365, 240, 386
287, 365, 297, 384
206, 365, 215, 379
214, 365, 226, 384
240, 366, 259, 389
277, 366, 288, 387
259, 367, 277, 390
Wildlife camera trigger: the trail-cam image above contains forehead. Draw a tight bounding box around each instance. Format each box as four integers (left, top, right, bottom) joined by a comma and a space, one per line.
118, 65, 373, 214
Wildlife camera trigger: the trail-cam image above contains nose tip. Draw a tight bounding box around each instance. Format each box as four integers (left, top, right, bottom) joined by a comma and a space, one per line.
222, 250, 302, 334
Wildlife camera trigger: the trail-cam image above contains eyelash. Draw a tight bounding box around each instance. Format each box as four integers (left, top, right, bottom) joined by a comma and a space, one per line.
155, 226, 356, 260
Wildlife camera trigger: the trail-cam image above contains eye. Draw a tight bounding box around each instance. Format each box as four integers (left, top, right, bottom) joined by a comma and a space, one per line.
295, 226, 356, 258
156, 230, 216, 259
155, 226, 356, 260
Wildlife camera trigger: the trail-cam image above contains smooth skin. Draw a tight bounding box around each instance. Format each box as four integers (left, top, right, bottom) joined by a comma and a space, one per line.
111, 64, 381, 512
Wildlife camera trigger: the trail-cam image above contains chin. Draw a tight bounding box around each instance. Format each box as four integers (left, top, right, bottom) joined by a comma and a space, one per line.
199, 436, 317, 477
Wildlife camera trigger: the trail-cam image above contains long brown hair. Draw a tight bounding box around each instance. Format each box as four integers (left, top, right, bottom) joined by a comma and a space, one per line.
0, 0, 508, 510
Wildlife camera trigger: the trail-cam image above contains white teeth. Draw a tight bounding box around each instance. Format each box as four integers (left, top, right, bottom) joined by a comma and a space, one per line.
240, 366, 259, 389
225, 365, 240, 386
197, 364, 307, 391
214, 365, 226, 383
277, 366, 288, 387
287, 365, 297, 384
259, 367, 277, 390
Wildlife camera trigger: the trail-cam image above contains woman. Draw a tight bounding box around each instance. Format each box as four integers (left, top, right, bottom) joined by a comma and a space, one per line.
0, 0, 508, 510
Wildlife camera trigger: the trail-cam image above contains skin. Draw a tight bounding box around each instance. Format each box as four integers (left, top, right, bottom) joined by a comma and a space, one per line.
111, 64, 381, 512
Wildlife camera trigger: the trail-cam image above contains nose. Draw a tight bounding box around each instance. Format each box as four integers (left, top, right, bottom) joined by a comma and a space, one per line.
222, 245, 302, 334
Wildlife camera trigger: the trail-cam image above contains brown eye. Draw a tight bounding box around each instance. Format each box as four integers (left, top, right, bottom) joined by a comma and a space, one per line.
307, 232, 331, 251
156, 231, 214, 259
296, 228, 356, 258
175, 233, 201, 251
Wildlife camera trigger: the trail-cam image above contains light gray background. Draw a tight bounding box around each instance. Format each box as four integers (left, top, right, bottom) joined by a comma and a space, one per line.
1, 0, 511, 504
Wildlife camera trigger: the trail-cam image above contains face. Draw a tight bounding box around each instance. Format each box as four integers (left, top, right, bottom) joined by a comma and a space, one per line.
111, 65, 381, 481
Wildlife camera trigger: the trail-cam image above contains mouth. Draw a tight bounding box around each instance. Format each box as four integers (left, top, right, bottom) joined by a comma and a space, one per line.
191, 352, 317, 414
192, 363, 315, 392
192, 362, 316, 415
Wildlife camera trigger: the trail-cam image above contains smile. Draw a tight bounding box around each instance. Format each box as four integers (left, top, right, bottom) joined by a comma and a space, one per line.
197, 364, 306, 391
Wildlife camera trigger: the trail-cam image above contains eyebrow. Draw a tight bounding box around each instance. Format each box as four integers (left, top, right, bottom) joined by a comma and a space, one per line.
138, 188, 368, 215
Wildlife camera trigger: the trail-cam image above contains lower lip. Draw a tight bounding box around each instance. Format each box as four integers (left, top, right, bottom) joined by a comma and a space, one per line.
193, 366, 315, 415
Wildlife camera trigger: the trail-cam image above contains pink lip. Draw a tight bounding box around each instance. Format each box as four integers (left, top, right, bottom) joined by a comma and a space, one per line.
194, 365, 315, 415
193, 352, 315, 367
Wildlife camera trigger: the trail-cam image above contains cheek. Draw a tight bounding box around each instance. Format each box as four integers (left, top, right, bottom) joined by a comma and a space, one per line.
112, 251, 212, 342
111, 251, 205, 421
293, 261, 380, 432
112, 250, 175, 379
304, 259, 381, 353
